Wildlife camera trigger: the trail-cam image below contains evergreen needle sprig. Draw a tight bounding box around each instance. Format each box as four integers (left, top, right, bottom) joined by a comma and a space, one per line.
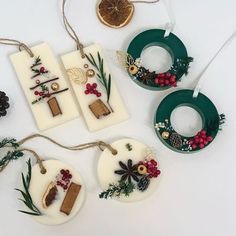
0, 138, 23, 171
15, 159, 42, 216
99, 181, 135, 199
85, 52, 113, 112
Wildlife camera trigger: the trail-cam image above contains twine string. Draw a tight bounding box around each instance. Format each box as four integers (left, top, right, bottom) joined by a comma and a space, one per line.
18, 134, 118, 155
0, 38, 34, 57
0, 134, 117, 175
62, 0, 85, 58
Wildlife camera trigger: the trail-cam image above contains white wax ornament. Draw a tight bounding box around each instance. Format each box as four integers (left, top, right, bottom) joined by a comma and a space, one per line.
10, 43, 79, 131
29, 160, 85, 225
97, 138, 161, 202
61, 44, 129, 132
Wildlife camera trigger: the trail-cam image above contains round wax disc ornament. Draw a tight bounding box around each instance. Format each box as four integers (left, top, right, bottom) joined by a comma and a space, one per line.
98, 138, 161, 202
27, 160, 85, 225
154, 89, 225, 153
121, 29, 193, 91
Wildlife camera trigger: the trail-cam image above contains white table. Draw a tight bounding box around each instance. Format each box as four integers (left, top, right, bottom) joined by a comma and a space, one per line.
0, 0, 235, 235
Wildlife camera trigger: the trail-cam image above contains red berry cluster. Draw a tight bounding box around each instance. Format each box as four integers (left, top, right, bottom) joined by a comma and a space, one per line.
189, 130, 213, 149
154, 72, 177, 87
139, 159, 161, 178
84, 83, 101, 97
34, 90, 50, 98
56, 169, 73, 191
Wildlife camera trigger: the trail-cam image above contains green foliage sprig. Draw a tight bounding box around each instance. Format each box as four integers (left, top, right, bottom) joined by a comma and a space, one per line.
99, 181, 135, 199
0, 138, 23, 171
85, 52, 113, 112
15, 159, 42, 216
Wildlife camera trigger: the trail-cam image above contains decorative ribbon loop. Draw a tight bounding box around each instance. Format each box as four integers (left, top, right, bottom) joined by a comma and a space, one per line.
193, 30, 236, 98
163, 0, 176, 38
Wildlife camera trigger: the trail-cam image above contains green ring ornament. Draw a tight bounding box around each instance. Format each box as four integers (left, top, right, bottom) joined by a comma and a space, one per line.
154, 89, 225, 153
125, 29, 193, 91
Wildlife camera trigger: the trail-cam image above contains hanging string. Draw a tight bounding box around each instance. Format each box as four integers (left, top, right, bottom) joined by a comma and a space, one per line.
18, 134, 118, 155
62, 0, 85, 58
0, 134, 117, 175
162, 0, 175, 38
193, 30, 236, 98
0, 38, 34, 57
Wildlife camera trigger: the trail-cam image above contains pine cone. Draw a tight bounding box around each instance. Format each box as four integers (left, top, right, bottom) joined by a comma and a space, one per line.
0, 91, 10, 117
169, 133, 182, 148
137, 176, 150, 192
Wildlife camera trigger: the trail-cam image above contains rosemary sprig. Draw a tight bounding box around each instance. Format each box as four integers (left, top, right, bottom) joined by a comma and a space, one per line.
0, 138, 23, 171
85, 52, 113, 112
15, 159, 42, 216
99, 181, 135, 199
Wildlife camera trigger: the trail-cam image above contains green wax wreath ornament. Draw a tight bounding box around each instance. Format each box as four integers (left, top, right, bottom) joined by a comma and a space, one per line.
154, 90, 225, 153
117, 29, 193, 91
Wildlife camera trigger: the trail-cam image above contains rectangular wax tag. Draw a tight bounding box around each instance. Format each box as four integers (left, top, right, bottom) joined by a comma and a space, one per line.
61, 44, 129, 132
10, 43, 79, 131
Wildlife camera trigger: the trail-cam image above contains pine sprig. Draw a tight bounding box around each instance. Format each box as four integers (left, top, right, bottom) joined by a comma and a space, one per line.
85, 52, 113, 112
0, 138, 23, 171
15, 159, 42, 216
99, 181, 135, 199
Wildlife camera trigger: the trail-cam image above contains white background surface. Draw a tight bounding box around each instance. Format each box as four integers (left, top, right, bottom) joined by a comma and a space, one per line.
0, 0, 236, 235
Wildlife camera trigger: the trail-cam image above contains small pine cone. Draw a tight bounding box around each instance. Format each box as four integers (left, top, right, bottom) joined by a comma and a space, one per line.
137, 176, 150, 192
0, 91, 10, 117
169, 132, 183, 148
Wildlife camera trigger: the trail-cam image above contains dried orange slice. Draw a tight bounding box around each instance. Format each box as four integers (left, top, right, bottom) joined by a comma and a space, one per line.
97, 0, 134, 28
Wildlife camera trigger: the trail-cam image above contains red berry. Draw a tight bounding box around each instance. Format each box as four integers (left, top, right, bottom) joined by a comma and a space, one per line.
84, 90, 89, 94
39, 92, 44, 96
172, 82, 177, 87
199, 138, 204, 143
154, 78, 159, 84
159, 73, 165, 78
164, 79, 170, 85
199, 143, 205, 149
192, 144, 197, 149
151, 159, 157, 166
207, 136, 213, 142
92, 83, 97, 88
200, 130, 206, 136
34, 91, 39, 95
40, 67, 45, 73
68, 174, 72, 179
170, 76, 176, 83
160, 83, 165, 87
189, 139, 194, 145
204, 140, 209, 145
166, 72, 171, 78
86, 83, 91, 89
97, 92, 102, 97
194, 137, 200, 144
